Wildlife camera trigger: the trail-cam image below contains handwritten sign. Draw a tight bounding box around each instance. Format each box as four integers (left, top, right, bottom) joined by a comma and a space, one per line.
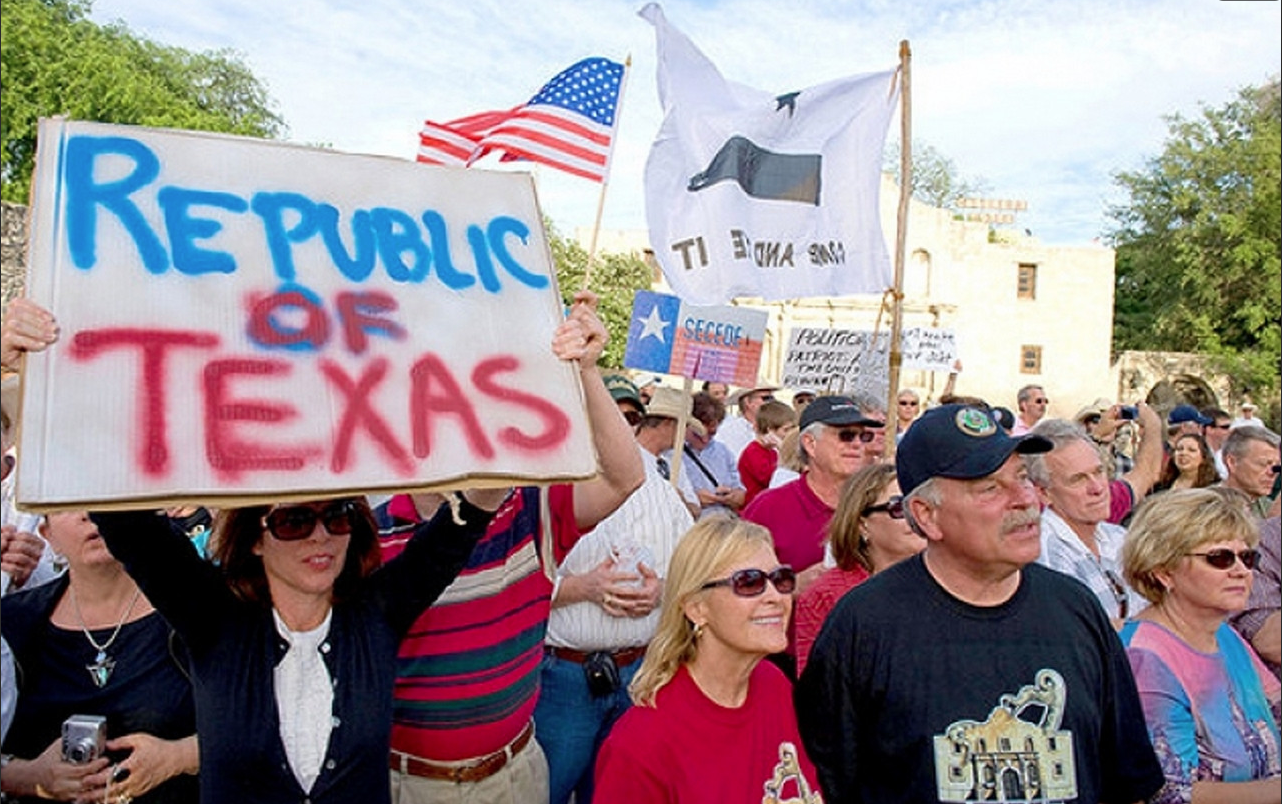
781, 328, 890, 401
622, 290, 767, 386
16, 119, 596, 511
901, 326, 958, 372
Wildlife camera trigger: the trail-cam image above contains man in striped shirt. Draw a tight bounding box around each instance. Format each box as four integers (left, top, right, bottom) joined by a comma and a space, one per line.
377, 294, 642, 804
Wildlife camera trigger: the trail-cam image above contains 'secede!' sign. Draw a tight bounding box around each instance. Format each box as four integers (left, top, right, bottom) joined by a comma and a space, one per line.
17, 119, 595, 511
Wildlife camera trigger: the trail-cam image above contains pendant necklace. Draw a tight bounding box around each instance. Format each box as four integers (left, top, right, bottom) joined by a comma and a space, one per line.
70, 584, 143, 688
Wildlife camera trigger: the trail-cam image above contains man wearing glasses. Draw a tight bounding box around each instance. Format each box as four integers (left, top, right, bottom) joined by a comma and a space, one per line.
1221, 424, 1282, 518
1199, 406, 1233, 478
1010, 384, 1048, 435
796, 404, 1163, 804
1024, 423, 1147, 627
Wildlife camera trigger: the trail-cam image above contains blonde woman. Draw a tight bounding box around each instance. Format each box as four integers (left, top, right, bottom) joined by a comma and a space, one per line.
593, 517, 823, 803
794, 464, 925, 675
1121, 488, 1281, 803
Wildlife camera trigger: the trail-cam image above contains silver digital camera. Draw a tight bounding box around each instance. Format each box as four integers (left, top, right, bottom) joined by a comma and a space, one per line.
61, 714, 107, 764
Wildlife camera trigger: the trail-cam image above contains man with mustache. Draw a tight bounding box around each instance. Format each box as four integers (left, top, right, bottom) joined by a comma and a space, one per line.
796, 403, 1163, 804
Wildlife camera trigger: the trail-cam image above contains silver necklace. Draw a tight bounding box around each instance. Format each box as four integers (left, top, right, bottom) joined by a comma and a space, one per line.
70, 584, 143, 688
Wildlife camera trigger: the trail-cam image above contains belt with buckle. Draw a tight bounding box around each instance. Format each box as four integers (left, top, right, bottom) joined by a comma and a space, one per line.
545, 644, 648, 666
389, 720, 534, 784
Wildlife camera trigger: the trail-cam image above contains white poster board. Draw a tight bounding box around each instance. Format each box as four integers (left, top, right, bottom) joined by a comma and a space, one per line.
17, 119, 595, 511
901, 326, 958, 373
781, 328, 890, 402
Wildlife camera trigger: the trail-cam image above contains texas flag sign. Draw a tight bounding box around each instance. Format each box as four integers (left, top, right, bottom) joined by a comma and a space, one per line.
623, 289, 768, 386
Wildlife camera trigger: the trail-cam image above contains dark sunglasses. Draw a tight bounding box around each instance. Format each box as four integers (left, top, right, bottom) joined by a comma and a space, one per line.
700, 566, 796, 597
264, 501, 359, 541
897, 399, 919, 407
1103, 568, 1129, 620
1033, 398, 1049, 405
863, 496, 905, 519
1187, 548, 1261, 571
836, 428, 876, 443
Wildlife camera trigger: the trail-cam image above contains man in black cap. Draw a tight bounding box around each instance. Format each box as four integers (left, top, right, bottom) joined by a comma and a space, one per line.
796, 404, 1162, 804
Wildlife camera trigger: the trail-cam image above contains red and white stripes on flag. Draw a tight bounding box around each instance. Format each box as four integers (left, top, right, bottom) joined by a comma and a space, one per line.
416, 57, 625, 183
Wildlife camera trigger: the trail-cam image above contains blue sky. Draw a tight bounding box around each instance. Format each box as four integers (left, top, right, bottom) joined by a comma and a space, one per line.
88, 0, 1280, 247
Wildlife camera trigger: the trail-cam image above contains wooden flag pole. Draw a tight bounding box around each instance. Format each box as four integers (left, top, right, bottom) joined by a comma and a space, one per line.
669, 375, 694, 491
581, 54, 633, 291
884, 40, 912, 460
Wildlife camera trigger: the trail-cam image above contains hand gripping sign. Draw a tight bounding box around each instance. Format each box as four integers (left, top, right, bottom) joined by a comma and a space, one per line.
16, 119, 596, 511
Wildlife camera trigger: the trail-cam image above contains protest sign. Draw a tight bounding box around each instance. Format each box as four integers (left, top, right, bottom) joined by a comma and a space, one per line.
781, 327, 890, 401
16, 119, 596, 511
901, 326, 958, 372
622, 290, 768, 386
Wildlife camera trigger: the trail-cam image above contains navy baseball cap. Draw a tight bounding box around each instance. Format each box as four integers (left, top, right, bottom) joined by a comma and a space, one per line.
1168, 404, 1211, 427
896, 404, 1052, 495
799, 395, 884, 431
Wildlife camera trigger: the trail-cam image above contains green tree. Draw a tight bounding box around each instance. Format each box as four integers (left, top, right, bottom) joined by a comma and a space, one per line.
1107, 80, 1281, 403
884, 139, 989, 211
1, 0, 285, 202
547, 222, 654, 369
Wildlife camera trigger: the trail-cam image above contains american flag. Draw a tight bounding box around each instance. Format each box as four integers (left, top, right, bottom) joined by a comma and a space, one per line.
417, 57, 625, 182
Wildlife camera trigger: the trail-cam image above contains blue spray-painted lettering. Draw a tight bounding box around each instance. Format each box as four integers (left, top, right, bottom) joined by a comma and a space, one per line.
157, 187, 248, 275
488, 216, 547, 289
316, 204, 376, 282
65, 136, 168, 273
251, 193, 319, 282
371, 208, 430, 283
468, 225, 500, 293
420, 210, 474, 290
250, 283, 329, 352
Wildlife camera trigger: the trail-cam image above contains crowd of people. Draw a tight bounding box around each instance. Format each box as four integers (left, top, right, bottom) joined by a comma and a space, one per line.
2, 294, 1280, 803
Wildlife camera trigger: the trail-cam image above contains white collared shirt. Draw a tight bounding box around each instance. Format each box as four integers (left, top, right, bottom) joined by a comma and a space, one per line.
273, 609, 334, 792
1037, 508, 1146, 620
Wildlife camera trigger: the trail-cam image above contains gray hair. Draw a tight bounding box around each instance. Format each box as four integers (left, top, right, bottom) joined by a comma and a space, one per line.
848, 392, 886, 417
1016, 385, 1044, 405
1024, 419, 1095, 488
902, 476, 943, 537
1223, 425, 1280, 462
797, 421, 826, 468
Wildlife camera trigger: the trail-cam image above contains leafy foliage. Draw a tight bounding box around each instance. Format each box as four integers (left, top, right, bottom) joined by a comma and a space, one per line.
547, 222, 654, 370
1, 0, 285, 202
884, 139, 989, 210
1107, 80, 1281, 402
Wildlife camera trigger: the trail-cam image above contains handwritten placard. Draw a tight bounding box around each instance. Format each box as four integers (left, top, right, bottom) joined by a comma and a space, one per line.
622, 290, 767, 386
901, 326, 958, 372
16, 119, 595, 511
781, 328, 890, 401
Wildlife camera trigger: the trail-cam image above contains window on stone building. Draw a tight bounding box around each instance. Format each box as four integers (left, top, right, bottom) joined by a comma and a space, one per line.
1021, 345, 1043, 374
1017, 263, 1037, 299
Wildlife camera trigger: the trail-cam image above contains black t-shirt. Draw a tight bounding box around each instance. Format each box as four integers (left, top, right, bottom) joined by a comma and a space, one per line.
795, 554, 1163, 804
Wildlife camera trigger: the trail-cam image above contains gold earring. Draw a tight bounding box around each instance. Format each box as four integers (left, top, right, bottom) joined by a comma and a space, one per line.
692, 622, 704, 640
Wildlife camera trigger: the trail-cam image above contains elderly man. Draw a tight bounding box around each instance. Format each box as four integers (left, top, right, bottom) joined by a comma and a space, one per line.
671, 391, 745, 518
536, 375, 692, 804
796, 403, 1163, 804
1026, 422, 1146, 626
1010, 383, 1049, 435
717, 381, 779, 459
1221, 424, 1282, 517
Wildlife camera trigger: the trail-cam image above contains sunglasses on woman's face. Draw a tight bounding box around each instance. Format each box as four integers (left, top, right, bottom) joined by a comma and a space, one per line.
863, 496, 905, 520
700, 566, 796, 597
1187, 548, 1261, 571
264, 501, 359, 541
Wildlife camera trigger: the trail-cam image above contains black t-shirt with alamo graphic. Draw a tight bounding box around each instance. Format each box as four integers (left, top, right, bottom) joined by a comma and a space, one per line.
796, 555, 1163, 804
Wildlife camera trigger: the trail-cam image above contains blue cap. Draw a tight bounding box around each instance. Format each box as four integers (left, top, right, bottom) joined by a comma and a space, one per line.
799, 394, 884, 431
896, 404, 1052, 495
1168, 404, 1212, 427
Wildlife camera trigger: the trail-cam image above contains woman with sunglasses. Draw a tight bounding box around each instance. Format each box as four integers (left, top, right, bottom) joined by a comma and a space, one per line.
1120, 488, 1281, 803
593, 517, 824, 803
794, 464, 925, 675
89, 489, 503, 804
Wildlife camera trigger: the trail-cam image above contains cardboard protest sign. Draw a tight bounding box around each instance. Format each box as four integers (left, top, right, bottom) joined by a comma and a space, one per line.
781, 327, 890, 401
16, 119, 596, 511
901, 326, 958, 372
622, 289, 768, 386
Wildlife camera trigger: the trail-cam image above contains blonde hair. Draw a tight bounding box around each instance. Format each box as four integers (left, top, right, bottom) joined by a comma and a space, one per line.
1122, 487, 1259, 604
827, 464, 897, 572
628, 516, 775, 707
776, 428, 804, 473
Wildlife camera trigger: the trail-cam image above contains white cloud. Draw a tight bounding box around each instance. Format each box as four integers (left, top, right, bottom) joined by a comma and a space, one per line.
89, 0, 1280, 245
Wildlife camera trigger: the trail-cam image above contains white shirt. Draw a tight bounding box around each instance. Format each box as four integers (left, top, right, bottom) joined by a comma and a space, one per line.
1, 636, 15, 742
273, 609, 334, 793
717, 415, 756, 461
1036, 508, 1146, 621
546, 444, 693, 651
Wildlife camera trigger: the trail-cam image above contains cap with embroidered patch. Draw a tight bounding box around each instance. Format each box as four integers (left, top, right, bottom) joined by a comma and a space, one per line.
896, 404, 1052, 495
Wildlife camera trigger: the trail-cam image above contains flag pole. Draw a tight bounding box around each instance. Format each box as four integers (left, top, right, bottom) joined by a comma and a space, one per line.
884, 40, 911, 460
581, 54, 633, 291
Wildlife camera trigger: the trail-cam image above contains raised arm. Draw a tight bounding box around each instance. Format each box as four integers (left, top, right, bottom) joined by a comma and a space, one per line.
553, 291, 643, 529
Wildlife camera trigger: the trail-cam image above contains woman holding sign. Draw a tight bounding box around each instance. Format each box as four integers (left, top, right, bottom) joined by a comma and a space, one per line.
2, 298, 501, 804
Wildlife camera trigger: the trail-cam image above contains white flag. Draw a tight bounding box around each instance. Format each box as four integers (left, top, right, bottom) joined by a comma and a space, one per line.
640, 3, 899, 305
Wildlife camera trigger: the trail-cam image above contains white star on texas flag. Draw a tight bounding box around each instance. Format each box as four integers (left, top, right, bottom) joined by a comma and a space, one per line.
637, 305, 670, 343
